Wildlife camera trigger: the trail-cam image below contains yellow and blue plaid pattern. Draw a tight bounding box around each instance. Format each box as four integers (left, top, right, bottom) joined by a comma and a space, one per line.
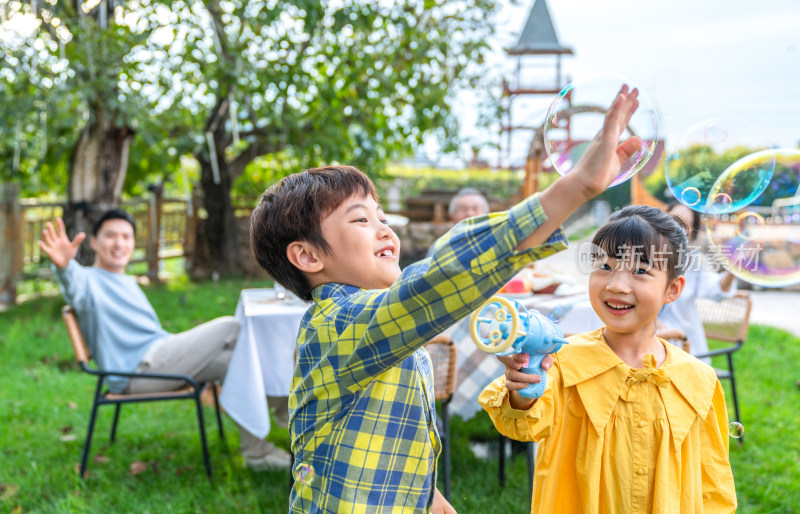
289, 194, 567, 512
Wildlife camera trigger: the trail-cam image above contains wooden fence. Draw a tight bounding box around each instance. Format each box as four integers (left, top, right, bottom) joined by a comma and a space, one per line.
0, 183, 198, 306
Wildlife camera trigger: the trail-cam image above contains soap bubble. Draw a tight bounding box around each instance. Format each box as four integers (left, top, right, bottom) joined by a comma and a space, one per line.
734, 211, 765, 239
543, 73, 659, 187
728, 421, 745, 438
704, 149, 800, 287
681, 186, 702, 207
293, 462, 316, 485
665, 118, 774, 213
709, 193, 733, 213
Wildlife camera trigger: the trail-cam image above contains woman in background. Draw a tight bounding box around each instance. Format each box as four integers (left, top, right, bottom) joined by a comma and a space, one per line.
658, 202, 736, 361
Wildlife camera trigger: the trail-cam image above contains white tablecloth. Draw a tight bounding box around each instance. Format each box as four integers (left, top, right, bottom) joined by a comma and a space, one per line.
219, 288, 309, 439
447, 292, 602, 420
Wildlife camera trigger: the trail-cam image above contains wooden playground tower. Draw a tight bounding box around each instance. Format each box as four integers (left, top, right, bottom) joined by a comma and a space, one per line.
500, 0, 665, 207
500, 0, 572, 198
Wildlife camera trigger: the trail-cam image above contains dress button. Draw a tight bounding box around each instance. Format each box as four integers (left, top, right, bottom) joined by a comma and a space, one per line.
638, 421, 647, 428
636, 467, 646, 475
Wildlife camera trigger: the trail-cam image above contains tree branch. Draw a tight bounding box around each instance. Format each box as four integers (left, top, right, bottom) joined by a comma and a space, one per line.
205, 94, 230, 135
228, 139, 285, 181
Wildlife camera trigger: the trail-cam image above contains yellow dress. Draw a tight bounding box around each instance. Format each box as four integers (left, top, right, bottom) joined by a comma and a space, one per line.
479, 328, 736, 513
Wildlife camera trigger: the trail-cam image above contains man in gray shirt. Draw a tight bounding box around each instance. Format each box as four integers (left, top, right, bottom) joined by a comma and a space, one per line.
40, 209, 289, 470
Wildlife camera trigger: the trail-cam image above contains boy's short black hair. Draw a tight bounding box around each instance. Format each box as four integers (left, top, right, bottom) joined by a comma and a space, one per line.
93, 208, 136, 236
250, 165, 378, 301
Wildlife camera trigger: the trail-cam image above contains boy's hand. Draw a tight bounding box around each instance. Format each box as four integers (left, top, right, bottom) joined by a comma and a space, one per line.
38, 218, 85, 269
497, 352, 554, 410
569, 85, 643, 198
518, 85, 642, 252
431, 488, 457, 514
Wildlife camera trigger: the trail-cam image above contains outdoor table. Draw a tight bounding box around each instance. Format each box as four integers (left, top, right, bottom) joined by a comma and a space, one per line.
219, 288, 309, 439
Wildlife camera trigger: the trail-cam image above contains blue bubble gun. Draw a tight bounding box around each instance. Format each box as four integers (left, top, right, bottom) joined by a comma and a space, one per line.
470, 296, 569, 399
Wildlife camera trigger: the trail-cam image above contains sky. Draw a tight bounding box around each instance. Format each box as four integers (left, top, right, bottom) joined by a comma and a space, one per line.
449, 0, 800, 167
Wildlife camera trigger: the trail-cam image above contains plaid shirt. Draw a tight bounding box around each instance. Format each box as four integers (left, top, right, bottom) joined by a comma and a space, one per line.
289, 194, 567, 513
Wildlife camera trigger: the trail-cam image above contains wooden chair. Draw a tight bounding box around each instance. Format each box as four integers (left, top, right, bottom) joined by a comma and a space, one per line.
62, 305, 225, 478
656, 328, 692, 354
424, 334, 457, 500
692, 292, 752, 440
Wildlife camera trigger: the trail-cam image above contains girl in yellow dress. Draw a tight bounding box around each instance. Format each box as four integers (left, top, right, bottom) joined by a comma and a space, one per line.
479, 205, 736, 513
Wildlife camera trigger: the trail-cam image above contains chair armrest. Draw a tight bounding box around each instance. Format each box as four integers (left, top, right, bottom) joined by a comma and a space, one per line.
655, 329, 687, 341
692, 340, 743, 359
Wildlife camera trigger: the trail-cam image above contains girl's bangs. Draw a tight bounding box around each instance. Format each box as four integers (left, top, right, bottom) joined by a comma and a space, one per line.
592, 216, 668, 270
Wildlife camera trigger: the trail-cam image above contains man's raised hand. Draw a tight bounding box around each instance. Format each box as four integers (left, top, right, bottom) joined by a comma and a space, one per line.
38, 218, 86, 269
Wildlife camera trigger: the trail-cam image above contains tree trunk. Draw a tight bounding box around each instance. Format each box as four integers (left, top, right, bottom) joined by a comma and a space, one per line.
63, 109, 135, 265
191, 153, 242, 278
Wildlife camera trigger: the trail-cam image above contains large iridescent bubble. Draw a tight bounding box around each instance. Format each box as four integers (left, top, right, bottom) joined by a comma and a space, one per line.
543, 73, 659, 187
704, 149, 800, 287
665, 118, 774, 213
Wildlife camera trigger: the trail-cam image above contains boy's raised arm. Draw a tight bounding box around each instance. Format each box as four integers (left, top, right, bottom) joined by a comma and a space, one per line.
517, 85, 641, 251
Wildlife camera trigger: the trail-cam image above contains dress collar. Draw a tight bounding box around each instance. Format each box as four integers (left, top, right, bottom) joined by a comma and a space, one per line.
557, 328, 718, 447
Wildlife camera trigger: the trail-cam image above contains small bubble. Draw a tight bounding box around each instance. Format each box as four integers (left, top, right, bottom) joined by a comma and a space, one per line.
709, 192, 732, 213
294, 462, 316, 485
680, 186, 701, 207
728, 421, 744, 438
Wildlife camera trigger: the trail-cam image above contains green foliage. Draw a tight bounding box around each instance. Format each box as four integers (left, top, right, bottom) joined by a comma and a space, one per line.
747, 157, 800, 208
2, 0, 502, 274
0, 1, 181, 195
666, 145, 751, 188
372, 165, 559, 209
1, 278, 799, 512
381, 165, 523, 200
148, 0, 499, 179
661, 145, 759, 203
230, 151, 302, 203
709, 327, 800, 511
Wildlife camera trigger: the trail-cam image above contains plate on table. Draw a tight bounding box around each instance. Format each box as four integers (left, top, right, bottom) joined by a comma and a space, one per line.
553, 284, 586, 296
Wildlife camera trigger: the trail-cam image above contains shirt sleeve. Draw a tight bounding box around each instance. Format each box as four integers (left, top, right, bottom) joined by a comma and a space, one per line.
699, 380, 737, 513
478, 369, 560, 443
53, 259, 92, 311
337, 194, 568, 390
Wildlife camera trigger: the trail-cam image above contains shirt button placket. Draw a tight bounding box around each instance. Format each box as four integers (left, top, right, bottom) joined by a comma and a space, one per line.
630, 383, 648, 512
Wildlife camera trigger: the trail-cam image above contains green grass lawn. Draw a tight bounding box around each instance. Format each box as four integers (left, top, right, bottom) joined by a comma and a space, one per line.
1, 277, 799, 512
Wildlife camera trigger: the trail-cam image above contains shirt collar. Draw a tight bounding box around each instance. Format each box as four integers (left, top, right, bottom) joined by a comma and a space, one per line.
311, 283, 362, 302
557, 328, 718, 447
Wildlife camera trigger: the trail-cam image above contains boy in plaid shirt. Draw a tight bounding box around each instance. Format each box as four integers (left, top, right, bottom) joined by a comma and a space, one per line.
250, 87, 642, 512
